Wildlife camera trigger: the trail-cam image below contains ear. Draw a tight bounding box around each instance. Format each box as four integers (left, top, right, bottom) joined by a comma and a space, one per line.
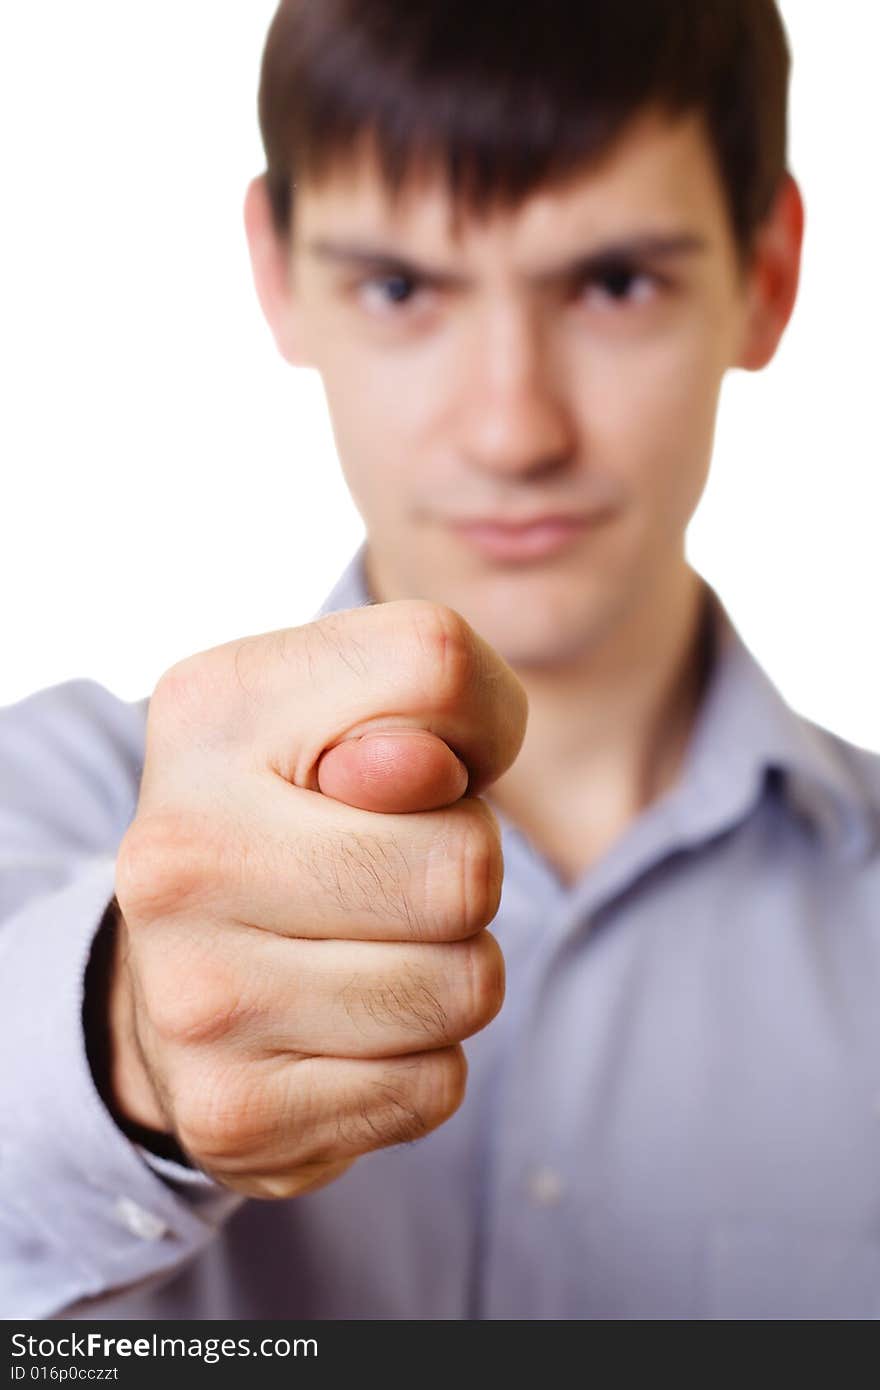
734, 173, 805, 372
243, 174, 306, 366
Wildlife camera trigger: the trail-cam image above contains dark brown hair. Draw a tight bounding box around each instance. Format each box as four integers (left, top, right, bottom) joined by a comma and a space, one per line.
258, 0, 790, 267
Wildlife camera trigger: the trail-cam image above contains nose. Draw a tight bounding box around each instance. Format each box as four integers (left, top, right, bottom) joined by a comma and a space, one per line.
457, 302, 577, 478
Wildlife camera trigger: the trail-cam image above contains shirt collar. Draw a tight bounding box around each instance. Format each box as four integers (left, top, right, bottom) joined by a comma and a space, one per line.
312, 539, 376, 620
647, 584, 877, 864
312, 542, 878, 865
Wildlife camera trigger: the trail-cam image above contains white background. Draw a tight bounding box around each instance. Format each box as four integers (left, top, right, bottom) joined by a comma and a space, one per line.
1, 2, 877, 749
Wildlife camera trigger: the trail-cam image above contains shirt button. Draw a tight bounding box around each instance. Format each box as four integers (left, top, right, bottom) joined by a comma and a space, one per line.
527, 1166, 565, 1207
113, 1196, 169, 1241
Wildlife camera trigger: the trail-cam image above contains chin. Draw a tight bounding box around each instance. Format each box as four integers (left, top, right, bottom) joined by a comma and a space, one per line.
489, 627, 600, 673
384, 546, 615, 663
451, 592, 606, 672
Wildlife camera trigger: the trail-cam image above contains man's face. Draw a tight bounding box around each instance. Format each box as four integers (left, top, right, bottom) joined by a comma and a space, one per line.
285, 108, 752, 668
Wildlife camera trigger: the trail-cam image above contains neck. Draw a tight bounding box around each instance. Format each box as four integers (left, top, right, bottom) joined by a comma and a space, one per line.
485, 558, 713, 882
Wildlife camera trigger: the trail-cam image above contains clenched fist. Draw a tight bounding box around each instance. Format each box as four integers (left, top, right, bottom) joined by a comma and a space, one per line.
109, 600, 528, 1198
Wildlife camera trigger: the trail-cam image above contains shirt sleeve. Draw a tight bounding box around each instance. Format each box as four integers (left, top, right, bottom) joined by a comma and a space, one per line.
0, 680, 244, 1318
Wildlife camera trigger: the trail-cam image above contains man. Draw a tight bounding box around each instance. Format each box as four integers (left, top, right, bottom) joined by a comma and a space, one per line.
3, 0, 879, 1321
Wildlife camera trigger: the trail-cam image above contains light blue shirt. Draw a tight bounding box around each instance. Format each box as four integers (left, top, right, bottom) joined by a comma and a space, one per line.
3, 543, 880, 1320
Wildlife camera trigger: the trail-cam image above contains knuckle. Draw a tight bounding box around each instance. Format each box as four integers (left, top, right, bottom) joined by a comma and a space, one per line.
145, 956, 250, 1049
150, 654, 216, 733
176, 1064, 274, 1163
425, 805, 503, 938
245, 1159, 356, 1202
404, 601, 477, 711
150, 647, 253, 753
356, 1049, 467, 1150
460, 931, 506, 1034
460, 809, 504, 929
415, 1045, 469, 1129
114, 810, 225, 922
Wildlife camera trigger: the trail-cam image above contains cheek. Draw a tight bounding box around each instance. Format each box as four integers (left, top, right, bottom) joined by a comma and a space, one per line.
584, 317, 725, 527
320, 362, 410, 510
318, 340, 452, 516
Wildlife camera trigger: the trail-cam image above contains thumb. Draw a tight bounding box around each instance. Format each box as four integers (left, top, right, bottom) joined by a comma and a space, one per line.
316, 729, 470, 813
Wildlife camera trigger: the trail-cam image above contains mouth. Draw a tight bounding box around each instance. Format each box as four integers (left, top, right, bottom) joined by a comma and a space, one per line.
447, 514, 597, 562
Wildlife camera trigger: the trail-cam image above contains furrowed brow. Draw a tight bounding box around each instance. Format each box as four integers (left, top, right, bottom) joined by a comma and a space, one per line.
530, 232, 709, 287
306, 230, 708, 288
306, 238, 468, 288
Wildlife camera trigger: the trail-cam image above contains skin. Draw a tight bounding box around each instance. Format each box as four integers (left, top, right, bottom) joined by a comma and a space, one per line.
245, 104, 804, 878
110, 600, 527, 1194
103, 103, 802, 1193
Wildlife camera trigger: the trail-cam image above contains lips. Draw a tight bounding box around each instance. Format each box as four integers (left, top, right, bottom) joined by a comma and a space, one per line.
455, 513, 588, 529
449, 514, 592, 561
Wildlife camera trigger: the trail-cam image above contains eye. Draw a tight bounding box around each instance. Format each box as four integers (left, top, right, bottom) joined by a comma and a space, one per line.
581, 263, 661, 309
357, 271, 425, 313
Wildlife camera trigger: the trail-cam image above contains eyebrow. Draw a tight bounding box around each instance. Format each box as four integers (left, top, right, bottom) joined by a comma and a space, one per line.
305, 231, 709, 288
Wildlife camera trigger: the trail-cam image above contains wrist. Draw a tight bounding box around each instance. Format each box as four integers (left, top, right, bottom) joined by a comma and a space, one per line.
84, 897, 193, 1165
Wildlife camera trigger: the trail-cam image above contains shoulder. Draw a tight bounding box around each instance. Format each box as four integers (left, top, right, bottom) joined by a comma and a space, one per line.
795, 714, 880, 870
806, 717, 880, 808
0, 676, 148, 762
0, 678, 149, 839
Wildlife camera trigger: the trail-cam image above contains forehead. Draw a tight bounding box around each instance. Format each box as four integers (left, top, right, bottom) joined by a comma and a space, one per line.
290, 107, 733, 265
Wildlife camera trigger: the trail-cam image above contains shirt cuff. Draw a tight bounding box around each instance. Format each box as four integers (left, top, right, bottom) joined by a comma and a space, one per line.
1, 855, 244, 1317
